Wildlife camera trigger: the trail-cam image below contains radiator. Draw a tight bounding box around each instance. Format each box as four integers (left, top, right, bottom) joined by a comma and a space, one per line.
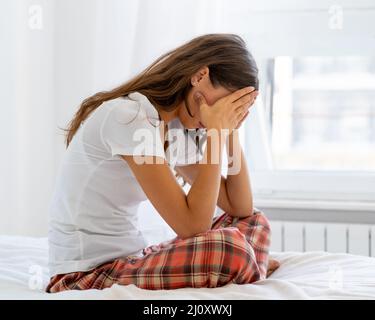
270, 221, 375, 257
140, 201, 375, 257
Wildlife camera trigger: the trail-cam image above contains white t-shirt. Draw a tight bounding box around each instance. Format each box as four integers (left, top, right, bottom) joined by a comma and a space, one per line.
48, 91, 205, 277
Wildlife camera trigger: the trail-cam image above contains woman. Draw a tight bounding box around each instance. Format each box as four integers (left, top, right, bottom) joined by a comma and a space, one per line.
46, 33, 279, 293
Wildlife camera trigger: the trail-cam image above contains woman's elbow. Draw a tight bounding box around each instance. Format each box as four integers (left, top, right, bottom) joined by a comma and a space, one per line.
227, 205, 254, 218
177, 218, 212, 240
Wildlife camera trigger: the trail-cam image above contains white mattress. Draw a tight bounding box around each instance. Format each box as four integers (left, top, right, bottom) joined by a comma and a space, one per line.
1, 235, 375, 300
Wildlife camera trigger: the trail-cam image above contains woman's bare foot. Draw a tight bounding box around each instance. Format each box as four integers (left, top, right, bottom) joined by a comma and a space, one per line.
266, 259, 280, 277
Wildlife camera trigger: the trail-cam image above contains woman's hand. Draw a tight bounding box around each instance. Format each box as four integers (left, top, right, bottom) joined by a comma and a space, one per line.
234, 89, 258, 129
194, 86, 258, 131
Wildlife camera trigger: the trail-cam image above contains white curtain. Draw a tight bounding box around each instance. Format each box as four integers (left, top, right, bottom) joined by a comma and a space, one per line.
0, 0, 228, 236
1, 0, 56, 236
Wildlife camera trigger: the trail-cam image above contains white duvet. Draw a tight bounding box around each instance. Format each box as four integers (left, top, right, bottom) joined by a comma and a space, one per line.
0, 235, 374, 300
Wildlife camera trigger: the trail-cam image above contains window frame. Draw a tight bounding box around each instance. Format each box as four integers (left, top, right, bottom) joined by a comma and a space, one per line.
245, 57, 375, 207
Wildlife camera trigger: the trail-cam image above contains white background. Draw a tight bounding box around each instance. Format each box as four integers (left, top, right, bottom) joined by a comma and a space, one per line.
1, 0, 374, 237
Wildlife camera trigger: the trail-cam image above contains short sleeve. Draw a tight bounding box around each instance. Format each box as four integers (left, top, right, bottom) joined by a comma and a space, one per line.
100, 97, 166, 159
174, 128, 206, 166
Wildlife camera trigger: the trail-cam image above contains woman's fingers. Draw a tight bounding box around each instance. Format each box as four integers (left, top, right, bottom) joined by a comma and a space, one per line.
234, 112, 248, 129
235, 104, 249, 118
199, 86, 258, 131
230, 86, 255, 103
233, 93, 257, 117
237, 108, 249, 122
235, 110, 250, 129
232, 90, 258, 110
228, 89, 257, 129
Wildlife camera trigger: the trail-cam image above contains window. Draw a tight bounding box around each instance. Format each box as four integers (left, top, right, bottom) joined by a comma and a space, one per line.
271, 56, 375, 172
245, 56, 375, 203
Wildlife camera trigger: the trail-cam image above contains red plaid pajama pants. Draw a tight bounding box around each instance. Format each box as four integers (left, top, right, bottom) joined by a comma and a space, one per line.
46, 208, 271, 293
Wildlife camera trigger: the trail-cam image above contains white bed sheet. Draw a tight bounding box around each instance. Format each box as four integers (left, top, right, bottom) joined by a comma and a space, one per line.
0, 235, 374, 300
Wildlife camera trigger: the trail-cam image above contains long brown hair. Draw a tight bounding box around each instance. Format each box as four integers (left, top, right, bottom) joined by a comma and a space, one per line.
64, 33, 259, 148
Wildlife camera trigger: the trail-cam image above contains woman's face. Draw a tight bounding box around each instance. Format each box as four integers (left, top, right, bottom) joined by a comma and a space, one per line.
177, 66, 233, 129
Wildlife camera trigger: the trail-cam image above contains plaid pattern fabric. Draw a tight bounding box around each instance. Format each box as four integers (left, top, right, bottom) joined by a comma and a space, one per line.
46, 208, 271, 293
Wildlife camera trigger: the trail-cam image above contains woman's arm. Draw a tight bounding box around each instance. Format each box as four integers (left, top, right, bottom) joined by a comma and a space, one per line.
175, 130, 253, 218
225, 129, 253, 216
121, 129, 226, 240
122, 87, 254, 237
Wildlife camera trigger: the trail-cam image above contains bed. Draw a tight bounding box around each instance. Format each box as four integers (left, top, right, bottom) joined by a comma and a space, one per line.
1, 235, 375, 300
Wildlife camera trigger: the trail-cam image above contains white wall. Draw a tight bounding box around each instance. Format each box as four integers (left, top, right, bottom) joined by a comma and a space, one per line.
223, 0, 375, 57
0, 0, 141, 236
0, 0, 56, 236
